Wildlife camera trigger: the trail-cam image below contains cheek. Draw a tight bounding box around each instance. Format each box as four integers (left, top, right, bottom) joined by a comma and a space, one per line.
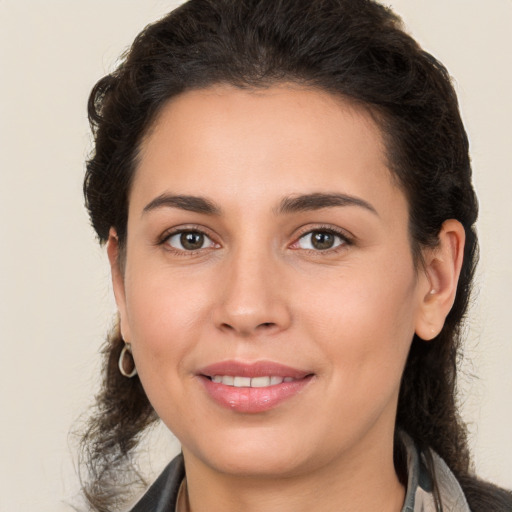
297, 256, 419, 379
123, 262, 213, 364
300, 265, 418, 437
122, 266, 215, 426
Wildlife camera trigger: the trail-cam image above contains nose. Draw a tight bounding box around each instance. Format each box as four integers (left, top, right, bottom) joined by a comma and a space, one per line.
213, 246, 292, 337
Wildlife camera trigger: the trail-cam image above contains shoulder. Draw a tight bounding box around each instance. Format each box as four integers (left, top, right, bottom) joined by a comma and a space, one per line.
458, 474, 512, 512
128, 454, 185, 512
402, 431, 512, 512
427, 444, 512, 512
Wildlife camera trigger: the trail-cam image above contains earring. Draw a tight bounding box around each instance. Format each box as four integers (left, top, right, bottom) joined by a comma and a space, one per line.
118, 343, 137, 378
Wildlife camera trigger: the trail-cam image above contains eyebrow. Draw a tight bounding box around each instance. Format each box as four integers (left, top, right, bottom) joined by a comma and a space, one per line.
142, 194, 222, 216
277, 193, 378, 216
142, 192, 377, 217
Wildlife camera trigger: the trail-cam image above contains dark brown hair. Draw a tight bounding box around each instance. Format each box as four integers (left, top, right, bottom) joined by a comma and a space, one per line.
82, 0, 511, 510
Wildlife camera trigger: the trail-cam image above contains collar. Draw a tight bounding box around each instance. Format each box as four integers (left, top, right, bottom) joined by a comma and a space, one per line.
129, 435, 470, 512
400, 432, 470, 512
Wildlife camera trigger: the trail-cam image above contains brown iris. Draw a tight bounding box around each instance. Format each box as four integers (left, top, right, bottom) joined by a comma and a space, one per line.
180, 231, 205, 250
310, 231, 336, 250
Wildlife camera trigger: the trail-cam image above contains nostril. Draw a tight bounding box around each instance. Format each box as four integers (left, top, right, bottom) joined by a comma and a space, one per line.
218, 321, 277, 335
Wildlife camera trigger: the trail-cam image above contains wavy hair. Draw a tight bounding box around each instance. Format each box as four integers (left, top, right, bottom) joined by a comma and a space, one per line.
81, 0, 511, 510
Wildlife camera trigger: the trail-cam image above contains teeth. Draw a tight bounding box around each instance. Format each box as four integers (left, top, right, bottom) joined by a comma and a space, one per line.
221, 375, 234, 385
251, 376, 271, 387
233, 376, 251, 387
211, 375, 293, 387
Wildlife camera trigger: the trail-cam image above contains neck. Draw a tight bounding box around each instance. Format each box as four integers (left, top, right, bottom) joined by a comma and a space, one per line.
181, 434, 405, 512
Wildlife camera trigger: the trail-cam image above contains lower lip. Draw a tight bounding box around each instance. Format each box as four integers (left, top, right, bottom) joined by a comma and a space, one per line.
199, 376, 313, 413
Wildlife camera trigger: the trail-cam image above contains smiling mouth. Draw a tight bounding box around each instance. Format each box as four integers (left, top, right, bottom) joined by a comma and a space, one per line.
198, 361, 314, 413
209, 375, 298, 387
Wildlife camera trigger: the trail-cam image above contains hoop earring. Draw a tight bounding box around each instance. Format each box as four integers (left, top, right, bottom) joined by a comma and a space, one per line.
118, 343, 137, 378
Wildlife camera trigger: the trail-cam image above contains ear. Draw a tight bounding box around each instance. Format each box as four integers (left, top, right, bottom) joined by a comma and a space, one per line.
415, 219, 465, 341
107, 228, 131, 343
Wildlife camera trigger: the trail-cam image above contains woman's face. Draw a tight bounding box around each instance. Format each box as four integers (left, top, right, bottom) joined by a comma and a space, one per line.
111, 85, 432, 478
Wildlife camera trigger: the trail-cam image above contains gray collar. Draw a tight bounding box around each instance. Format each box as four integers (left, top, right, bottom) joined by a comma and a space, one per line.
401, 432, 470, 512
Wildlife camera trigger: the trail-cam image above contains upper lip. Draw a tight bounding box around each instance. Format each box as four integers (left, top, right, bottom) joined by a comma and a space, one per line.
198, 360, 312, 379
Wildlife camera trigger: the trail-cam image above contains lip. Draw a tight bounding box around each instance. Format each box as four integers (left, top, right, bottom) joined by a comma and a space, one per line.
199, 360, 311, 379
197, 360, 314, 413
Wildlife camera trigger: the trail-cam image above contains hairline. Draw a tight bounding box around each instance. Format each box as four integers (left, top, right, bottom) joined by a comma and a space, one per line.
117, 80, 427, 271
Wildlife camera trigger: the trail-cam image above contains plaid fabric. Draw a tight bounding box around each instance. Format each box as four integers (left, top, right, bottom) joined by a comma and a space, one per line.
401, 432, 470, 512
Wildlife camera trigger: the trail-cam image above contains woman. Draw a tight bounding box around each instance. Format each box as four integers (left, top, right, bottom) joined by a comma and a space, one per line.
81, 0, 512, 510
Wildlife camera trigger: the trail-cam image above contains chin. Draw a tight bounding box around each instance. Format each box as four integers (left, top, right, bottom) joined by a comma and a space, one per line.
210, 451, 309, 479
184, 427, 315, 478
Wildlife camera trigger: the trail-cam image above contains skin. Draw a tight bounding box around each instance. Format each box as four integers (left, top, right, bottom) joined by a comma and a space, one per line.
108, 85, 464, 512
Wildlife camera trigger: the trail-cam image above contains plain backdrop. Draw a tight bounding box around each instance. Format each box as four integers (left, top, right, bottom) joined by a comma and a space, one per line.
1, 1, 511, 510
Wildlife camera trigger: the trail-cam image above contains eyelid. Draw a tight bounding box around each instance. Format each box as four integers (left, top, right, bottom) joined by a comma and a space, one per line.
289, 224, 354, 251
158, 224, 220, 253
156, 223, 354, 254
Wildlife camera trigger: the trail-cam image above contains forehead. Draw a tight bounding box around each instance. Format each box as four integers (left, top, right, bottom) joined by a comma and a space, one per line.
131, 84, 403, 218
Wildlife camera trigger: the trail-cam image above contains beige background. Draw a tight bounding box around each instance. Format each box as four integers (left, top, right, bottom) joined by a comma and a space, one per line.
0, 1, 510, 510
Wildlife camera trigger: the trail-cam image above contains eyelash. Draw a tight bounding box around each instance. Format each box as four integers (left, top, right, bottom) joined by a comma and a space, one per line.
157, 225, 354, 256
291, 225, 353, 254
158, 225, 219, 256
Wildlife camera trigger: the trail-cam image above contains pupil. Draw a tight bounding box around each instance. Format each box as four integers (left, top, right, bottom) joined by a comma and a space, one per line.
312, 232, 334, 250
181, 232, 204, 250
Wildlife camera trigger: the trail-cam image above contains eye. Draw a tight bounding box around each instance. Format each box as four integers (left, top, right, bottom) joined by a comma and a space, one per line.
296, 230, 346, 251
165, 230, 217, 251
